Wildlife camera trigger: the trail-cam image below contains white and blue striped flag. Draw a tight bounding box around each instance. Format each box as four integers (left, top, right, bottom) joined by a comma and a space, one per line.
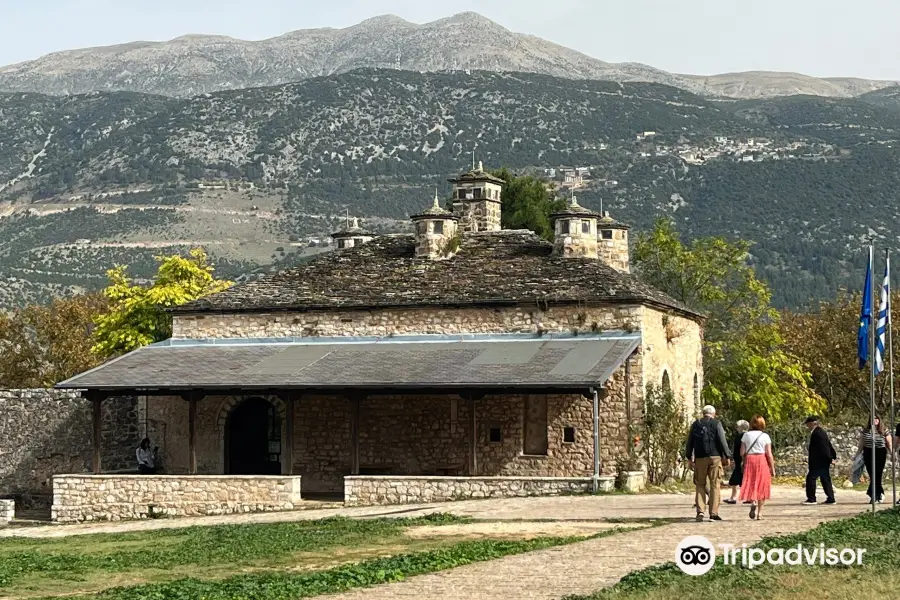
875, 264, 890, 375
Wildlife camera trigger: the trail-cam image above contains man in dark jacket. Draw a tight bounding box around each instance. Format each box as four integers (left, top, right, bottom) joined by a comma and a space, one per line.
804, 415, 836, 504
685, 404, 732, 521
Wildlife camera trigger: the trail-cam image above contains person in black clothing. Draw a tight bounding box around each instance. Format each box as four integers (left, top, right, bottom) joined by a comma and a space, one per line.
724, 420, 750, 504
804, 416, 836, 504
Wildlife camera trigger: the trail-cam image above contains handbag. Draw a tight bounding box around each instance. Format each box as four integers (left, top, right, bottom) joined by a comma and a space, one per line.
849, 453, 865, 485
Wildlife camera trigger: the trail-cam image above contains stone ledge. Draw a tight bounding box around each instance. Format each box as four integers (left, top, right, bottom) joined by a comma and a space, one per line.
51, 475, 303, 523
0, 499, 14, 524
344, 475, 593, 506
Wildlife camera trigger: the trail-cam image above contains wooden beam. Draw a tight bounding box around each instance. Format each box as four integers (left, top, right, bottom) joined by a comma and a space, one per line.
285, 394, 296, 475
90, 395, 103, 474
350, 396, 361, 476
468, 395, 478, 476
180, 391, 204, 475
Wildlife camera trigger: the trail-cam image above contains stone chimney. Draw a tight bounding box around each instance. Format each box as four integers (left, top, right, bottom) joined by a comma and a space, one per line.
411, 190, 460, 259
447, 161, 503, 232
331, 217, 373, 250
549, 194, 601, 258
597, 211, 630, 273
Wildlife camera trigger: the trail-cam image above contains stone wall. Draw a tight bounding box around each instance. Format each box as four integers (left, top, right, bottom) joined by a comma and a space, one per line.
171, 305, 642, 340
344, 475, 592, 506
639, 307, 704, 420
51, 474, 303, 523
0, 390, 140, 498
0, 499, 13, 524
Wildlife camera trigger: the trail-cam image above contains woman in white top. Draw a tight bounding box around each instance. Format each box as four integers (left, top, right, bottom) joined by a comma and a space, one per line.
739, 415, 775, 520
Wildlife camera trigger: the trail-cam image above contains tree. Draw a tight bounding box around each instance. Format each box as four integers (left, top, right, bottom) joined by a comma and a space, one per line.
633, 218, 825, 421
92, 249, 233, 357
0, 294, 108, 387
490, 168, 566, 241
781, 291, 900, 417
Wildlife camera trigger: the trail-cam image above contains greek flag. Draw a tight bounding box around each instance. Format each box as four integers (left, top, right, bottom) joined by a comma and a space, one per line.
875, 265, 890, 375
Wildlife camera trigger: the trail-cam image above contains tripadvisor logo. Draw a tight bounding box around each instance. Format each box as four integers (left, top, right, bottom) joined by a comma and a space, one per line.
675, 536, 867, 575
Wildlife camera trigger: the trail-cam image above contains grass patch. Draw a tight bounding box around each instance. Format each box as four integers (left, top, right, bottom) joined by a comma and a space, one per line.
566, 508, 900, 599
82, 534, 608, 600
0, 514, 466, 594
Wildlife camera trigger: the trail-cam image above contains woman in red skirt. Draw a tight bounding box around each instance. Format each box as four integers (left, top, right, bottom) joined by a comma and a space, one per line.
739, 415, 775, 519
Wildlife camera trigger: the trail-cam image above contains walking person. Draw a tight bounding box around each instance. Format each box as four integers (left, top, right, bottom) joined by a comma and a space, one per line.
856, 416, 892, 503
804, 416, 837, 504
724, 420, 750, 504
685, 405, 732, 521
739, 415, 775, 519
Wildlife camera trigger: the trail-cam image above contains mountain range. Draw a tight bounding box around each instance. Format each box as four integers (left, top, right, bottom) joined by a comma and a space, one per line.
1, 12, 897, 100
3, 68, 900, 311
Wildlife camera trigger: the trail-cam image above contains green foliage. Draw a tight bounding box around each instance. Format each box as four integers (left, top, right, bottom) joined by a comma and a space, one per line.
634, 219, 825, 421
0, 293, 108, 387
91, 249, 232, 357
565, 506, 900, 599
0, 514, 465, 589
641, 384, 690, 484
490, 168, 566, 240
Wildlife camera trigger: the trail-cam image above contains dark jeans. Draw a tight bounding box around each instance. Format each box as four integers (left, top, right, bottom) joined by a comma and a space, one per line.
806, 467, 835, 501
863, 447, 888, 500
138, 464, 157, 475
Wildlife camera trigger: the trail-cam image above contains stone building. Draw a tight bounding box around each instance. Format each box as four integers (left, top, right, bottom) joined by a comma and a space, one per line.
55, 163, 704, 522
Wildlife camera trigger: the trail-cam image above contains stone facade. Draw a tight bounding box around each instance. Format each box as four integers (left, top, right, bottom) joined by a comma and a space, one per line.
143, 384, 638, 492
344, 475, 592, 506
0, 499, 14, 524
172, 304, 642, 340
165, 303, 701, 488
597, 225, 630, 273
51, 474, 303, 523
0, 389, 140, 498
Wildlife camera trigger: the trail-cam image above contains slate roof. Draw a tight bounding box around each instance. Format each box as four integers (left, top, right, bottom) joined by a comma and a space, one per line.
55, 333, 640, 392
174, 230, 701, 319
448, 167, 506, 185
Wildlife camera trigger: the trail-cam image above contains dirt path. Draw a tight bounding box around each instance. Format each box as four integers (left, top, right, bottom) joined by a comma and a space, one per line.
321, 487, 876, 600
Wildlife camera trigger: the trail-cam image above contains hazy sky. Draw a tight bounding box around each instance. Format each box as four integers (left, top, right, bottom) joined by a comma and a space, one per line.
2, 0, 898, 79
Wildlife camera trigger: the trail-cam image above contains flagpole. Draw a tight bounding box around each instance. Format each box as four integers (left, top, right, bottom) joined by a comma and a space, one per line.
870, 244, 877, 514
887, 248, 897, 506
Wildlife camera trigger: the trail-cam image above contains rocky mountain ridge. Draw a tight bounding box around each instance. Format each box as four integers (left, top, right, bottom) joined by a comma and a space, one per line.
1, 12, 896, 100
2, 69, 900, 310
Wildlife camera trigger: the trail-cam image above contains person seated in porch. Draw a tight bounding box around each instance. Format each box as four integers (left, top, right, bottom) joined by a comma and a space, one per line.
136, 438, 158, 474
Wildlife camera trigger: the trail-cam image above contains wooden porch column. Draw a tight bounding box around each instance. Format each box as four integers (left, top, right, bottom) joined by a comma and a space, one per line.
350, 395, 361, 476
86, 392, 105, 474
466, 394, 484, 476
181, 391, 204, 474
285, 393, 296, 475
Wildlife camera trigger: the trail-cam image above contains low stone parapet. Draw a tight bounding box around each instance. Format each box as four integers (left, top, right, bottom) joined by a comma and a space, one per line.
51, 474, 303, 523
344, 476, 592, 506
0, 499, 14, 524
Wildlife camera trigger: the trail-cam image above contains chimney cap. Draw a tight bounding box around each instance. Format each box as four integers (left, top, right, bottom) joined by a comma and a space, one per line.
550, 193, 601, 220
411, 188, 459, 221
332, 216, 373, 238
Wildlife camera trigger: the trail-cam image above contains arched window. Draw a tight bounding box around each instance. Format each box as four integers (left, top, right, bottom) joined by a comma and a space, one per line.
661, 370, 671, 393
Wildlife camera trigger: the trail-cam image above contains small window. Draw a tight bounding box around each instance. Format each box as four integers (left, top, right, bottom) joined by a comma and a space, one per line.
458, 189, 466, 200
433, 221, 443, 235
337, 239, 346, 249
563, 427, 576, 444
489, 427, 502, 443
601, 229, 613, 240
581, 221, 591, 234
565, 221, 575, 235
353, 237, 363, 245
473, 188, 482, 199
493, 188, 499, 199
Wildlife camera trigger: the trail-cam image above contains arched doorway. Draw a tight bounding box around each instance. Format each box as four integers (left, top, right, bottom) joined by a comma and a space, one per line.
225, 397, 282, 475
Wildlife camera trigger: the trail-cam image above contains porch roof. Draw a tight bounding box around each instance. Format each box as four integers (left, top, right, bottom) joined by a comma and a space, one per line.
55, 332, 640, 394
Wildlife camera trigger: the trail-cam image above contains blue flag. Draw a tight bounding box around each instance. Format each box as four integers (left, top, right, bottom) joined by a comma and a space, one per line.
859, 254, 873, 370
